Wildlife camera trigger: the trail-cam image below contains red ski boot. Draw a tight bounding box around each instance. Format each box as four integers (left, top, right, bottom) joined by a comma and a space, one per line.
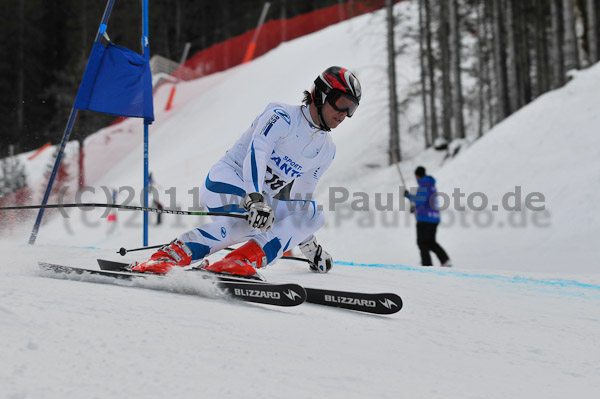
131, 239, 192, 274
203, 240, 267, 277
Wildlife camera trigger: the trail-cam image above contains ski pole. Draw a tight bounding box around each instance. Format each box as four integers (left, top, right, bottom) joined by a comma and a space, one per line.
388, 148, 407, 187
222, 247, 312, 264
388, 149, 415, 213
0, 202, 248, 220
117, 244, 164, 256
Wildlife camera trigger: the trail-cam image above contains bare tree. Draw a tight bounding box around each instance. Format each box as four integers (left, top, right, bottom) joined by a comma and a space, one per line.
535, 0, 551, 95
573, 0, 588, 65
563, 0, 581, 71
17, 0, 24, 145
483, 0, 495, 129
505, 0, 519, 112
386, 0, 401, 164
418, 0, 431, 147
515, 0, 532, 106
424, 0, 439, 144
449, 0, 465, 139
550, 0, 566, 87
587, 0, 598, 63
439, 0, 453, 142
411, 0, 597, 146
492, 0, 510, 121
475, 1, 489, 137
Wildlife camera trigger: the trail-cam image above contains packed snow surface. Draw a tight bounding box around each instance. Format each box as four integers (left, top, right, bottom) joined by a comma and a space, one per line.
1, 3, 599, 398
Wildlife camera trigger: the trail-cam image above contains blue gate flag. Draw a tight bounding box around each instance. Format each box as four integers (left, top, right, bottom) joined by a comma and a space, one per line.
74, 41, 154, 123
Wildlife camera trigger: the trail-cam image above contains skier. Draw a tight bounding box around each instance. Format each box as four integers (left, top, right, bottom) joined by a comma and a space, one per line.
405, 166, 452, 267
132, 66, 362, 277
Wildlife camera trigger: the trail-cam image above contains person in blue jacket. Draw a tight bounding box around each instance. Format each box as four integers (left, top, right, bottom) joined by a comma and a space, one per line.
405, 166, 451, 267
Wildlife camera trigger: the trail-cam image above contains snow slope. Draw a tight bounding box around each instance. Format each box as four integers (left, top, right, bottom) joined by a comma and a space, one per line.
1, 244, 599, 399
1, 3, 599, 398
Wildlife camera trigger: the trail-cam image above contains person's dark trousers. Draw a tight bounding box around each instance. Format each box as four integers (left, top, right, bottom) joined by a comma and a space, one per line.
416, 221, 449, 266
154, 201, 164, 225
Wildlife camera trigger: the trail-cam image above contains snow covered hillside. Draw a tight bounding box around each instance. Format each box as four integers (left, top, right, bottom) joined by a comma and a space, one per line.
1, 3, 599, 399
5, 2, 598, 276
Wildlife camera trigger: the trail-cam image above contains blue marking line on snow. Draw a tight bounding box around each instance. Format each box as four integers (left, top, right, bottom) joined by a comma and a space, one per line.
335, 261, 600, 292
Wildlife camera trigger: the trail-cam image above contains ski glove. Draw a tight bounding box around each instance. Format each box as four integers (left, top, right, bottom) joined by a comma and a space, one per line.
299, 235, 332, 273
243, 192, 274, 232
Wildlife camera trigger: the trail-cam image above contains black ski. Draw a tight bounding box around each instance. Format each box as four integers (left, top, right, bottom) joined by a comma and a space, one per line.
96, 259, 402, 315
38, 262, 306, 307
304, 288, 402, 315
97, 258, 266, 282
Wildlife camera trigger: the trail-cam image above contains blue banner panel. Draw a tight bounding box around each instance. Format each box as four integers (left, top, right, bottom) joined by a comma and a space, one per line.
74, 42, 154, 123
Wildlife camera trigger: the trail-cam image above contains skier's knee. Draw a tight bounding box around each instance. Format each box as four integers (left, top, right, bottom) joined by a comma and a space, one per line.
311, 203, 325, 229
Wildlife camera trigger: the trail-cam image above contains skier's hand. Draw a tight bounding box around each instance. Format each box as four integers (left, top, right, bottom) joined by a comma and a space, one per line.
243, 192, 274, 232
300, 236, 333, 273
310, 246, 333, 273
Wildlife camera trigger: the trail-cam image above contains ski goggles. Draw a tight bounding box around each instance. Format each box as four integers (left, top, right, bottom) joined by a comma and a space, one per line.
326, 91, 359, 117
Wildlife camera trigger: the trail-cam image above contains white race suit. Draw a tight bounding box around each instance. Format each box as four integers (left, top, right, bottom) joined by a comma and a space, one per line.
178, 102, 336, 265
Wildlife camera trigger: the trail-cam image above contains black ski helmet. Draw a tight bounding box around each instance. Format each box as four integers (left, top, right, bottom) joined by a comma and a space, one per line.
311, 66, 361, 131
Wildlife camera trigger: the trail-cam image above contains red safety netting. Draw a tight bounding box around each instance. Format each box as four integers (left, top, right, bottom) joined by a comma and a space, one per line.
172, 0, 396, 82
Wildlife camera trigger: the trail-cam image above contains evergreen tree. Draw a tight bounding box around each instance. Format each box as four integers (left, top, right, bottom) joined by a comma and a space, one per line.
0, 146, 28, 199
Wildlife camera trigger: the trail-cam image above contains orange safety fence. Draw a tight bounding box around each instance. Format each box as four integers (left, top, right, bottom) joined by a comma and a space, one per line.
27, 142, 51, 160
